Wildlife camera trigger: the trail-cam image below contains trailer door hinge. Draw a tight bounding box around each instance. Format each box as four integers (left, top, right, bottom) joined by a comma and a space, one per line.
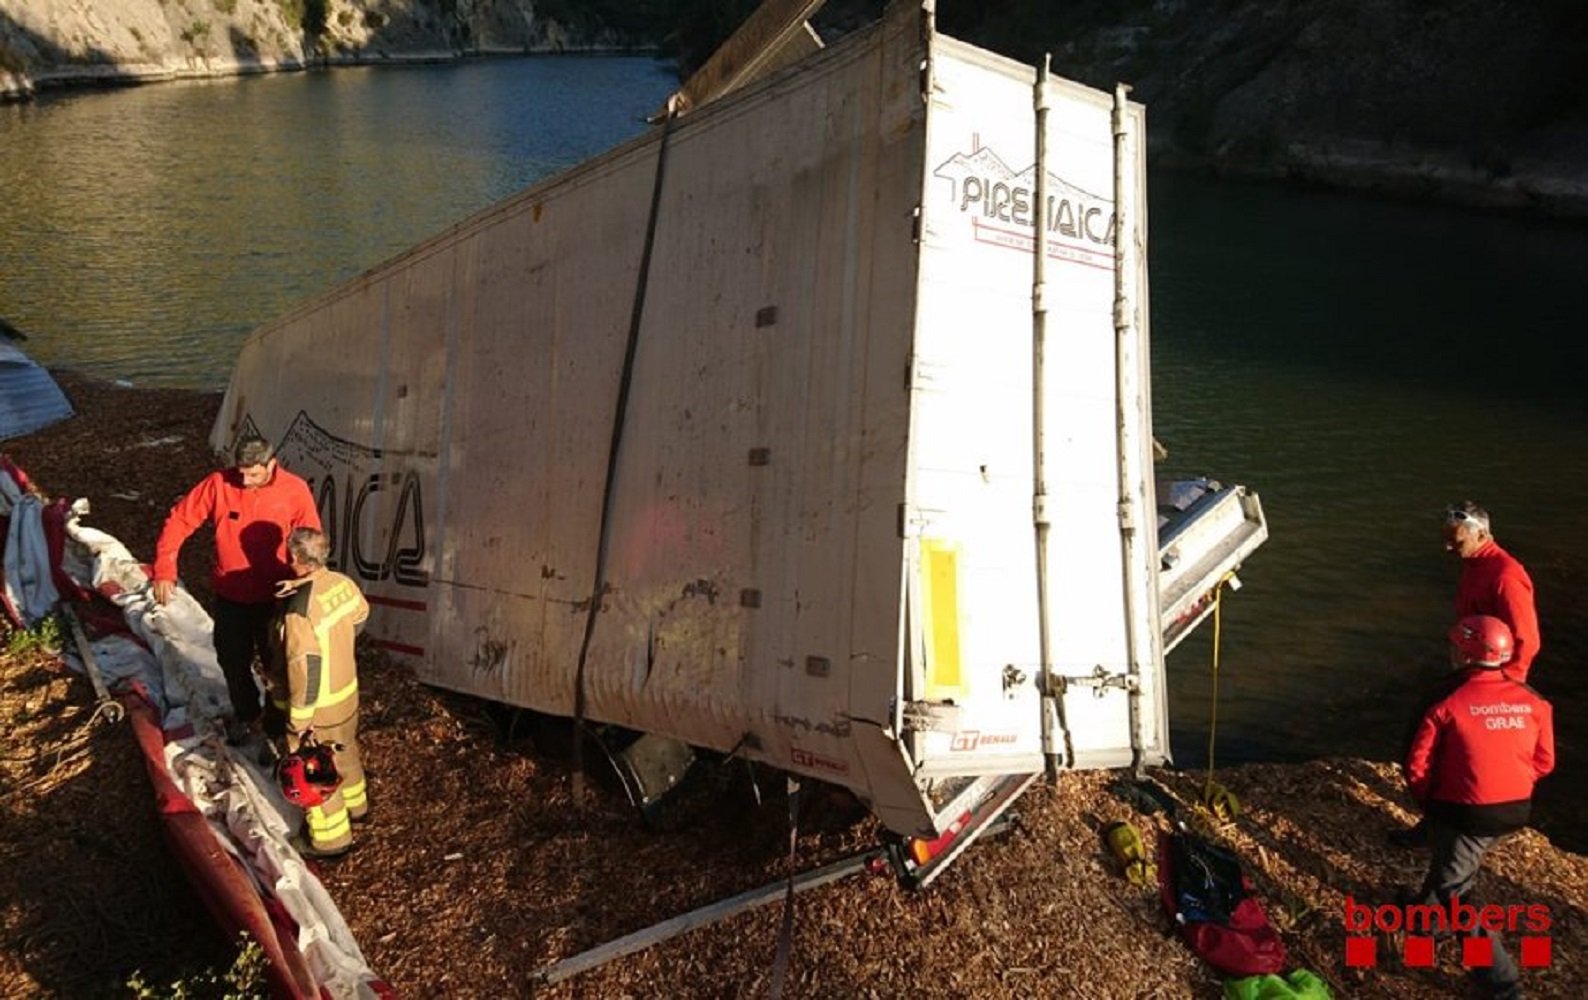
898, 504, 932, 539
902, 700, 961, 733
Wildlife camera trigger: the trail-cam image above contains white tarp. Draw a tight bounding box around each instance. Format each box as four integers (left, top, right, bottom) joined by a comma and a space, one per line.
61, 519, 384, 998
0, 462, 384, 998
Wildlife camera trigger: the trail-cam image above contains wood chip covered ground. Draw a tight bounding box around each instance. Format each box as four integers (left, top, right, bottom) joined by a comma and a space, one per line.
2, 373, 1583, 998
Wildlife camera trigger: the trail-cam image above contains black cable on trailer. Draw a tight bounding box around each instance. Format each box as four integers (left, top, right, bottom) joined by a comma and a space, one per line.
570, 102, 679, 805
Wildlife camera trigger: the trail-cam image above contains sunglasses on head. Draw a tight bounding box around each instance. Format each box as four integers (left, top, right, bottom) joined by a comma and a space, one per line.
1444, 508, 1486, 528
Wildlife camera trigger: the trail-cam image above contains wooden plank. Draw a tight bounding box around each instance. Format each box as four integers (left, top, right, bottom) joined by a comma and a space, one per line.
661, 0, 828, 116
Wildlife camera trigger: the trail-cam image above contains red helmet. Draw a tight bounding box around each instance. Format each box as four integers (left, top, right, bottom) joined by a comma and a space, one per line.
277, 743, 340, 808
1449, 615, 1513, 668
278, 754, 325, 808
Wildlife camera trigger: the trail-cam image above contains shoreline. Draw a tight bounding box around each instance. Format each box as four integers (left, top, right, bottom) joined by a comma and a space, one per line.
29, 367, 1588, 854
1156, 141, 1588, 221
9, 61, 1586, 224
0, 44, 663, 104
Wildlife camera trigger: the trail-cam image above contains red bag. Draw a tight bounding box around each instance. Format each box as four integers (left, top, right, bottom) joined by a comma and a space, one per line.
1158, 827, 1287, 977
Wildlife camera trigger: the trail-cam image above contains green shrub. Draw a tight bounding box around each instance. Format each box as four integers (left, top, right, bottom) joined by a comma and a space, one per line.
126, 934, 266, 1000
4, 613, 63, 656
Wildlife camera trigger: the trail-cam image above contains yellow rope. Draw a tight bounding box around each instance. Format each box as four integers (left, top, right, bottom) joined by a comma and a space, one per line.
1204, 579, 1223, 800
1202, 572, 1239, 820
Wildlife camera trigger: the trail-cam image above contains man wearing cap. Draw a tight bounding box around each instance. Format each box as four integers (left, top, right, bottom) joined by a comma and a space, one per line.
152, 435, 321, 741
1400, 614, 1553, 1000
1393, 503, 1544, 850
1443, 501, 1540, 682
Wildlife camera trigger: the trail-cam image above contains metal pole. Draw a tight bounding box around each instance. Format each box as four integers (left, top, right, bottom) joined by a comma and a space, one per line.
1033, 55, 1068, 781
1111, 83, 1144, 771
530, 849, 881, 987
63, 605, 124, 724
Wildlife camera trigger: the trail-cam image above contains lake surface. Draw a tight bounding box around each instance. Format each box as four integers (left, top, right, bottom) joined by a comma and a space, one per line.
0, 57, 677, 386
3, 56, 1585, 845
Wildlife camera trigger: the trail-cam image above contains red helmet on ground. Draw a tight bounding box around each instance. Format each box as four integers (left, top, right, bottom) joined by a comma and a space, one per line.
1449, 615, 1514, 668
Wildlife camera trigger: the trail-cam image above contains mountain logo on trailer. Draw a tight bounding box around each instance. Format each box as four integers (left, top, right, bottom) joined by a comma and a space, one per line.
932, 142, 1116, 268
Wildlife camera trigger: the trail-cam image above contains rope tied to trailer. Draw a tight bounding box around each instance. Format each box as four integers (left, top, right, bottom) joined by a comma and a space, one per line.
571, 101, 680, 806
1201, 571, 1241, 823
767, 776, 802, 999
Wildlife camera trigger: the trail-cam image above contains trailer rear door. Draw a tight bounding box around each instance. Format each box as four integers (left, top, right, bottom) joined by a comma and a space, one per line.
904, 38, 1167, 776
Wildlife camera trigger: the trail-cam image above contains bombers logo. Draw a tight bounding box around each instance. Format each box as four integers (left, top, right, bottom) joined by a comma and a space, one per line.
263, 411, 429, 590
932, 141, 1116, 269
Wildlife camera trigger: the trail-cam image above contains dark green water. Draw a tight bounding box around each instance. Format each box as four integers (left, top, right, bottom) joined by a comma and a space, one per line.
1150, 173, 1588, 849
2, 57, 1584, 846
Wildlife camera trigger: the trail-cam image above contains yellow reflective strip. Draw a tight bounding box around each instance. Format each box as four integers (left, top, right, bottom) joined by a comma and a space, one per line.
321, 677, 358, 709
290, 705, 316, 723
270, 698, 289, 711
921, 538, 965, 698
311, 597, 364, 706
341, 780, 367, 807
307, 810, 351, 839
315, 580, 357, 614
316, 595, 365, 632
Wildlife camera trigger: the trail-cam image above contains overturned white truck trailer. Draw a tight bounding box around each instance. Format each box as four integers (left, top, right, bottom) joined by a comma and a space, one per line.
217, 1, 1265, 885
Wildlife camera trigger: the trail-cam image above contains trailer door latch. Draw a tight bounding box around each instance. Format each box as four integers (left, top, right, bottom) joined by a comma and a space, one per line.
1052, 665, 1136, 698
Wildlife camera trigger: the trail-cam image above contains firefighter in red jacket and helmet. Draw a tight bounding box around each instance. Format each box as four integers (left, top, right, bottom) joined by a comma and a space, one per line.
1401, 615, 1553, 1000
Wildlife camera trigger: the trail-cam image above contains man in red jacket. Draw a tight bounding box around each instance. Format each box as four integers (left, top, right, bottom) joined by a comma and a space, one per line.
1395, 501, 1546, 849
152, 435, 322, 739
1401, 615, 1553, 1000
1444, 501, 1540, 682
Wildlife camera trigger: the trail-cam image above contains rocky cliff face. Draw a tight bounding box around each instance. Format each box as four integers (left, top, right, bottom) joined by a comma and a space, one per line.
7, 0, 1588, 215
0, 0, 632, 100
939, 0, 1588, 216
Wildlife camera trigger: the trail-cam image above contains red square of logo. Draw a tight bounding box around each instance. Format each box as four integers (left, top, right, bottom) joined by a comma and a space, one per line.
1520, 936, 1552, 968
1404, 935, 1436, 968
1344, 936, 1377, 968
1461, 935, 1494, 968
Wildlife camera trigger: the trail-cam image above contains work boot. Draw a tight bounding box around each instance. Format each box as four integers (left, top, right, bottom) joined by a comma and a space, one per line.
224, 717, 259, 747
1388, 817, 1429, 849
288, 832, 352, 863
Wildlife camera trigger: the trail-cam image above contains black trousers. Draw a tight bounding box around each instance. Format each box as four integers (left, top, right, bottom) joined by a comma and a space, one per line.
212, 597, 276, 724
1414, 822, 1522, 998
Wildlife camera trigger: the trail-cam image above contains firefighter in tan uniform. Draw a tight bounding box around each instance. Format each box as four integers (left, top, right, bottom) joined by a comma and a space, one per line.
268, 527, 370, 857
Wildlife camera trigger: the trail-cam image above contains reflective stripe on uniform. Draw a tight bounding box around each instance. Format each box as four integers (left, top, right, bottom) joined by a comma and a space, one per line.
306, 804, 351, 842
341, 778, 367, 809
306, 582, 363, 713
322, 677, 358, 710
